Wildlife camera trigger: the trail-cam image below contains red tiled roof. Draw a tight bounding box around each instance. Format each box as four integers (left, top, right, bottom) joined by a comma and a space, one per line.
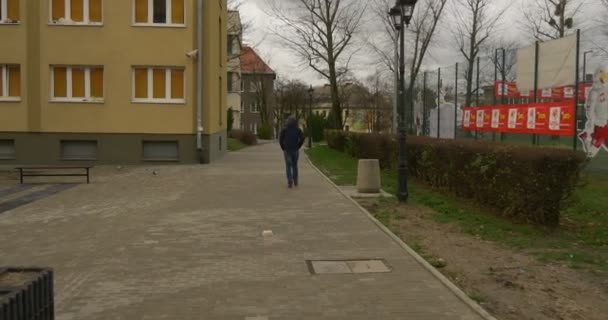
241, 47, 275, 75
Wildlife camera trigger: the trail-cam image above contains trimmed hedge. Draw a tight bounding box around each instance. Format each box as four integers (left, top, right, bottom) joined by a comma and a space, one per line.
257, 124, 274, 140
229, 129, 258, 145
325, 130, 585, 227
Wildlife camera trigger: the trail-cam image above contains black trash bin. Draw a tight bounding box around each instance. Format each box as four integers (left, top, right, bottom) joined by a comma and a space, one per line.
0, 268, 54, 320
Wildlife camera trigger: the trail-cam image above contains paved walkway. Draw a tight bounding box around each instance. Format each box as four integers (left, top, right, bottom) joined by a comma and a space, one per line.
0, 144, 486, 320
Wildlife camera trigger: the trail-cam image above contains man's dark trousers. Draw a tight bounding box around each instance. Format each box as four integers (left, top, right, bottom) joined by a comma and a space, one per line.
284, 150, 299, 186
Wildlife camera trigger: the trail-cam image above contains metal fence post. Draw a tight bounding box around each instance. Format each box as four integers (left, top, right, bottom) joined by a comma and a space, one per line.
475, 57, 480, 140
437, 67, 441, 139
423, 71, 427, 136
533, 41, 540, 145
455, 63, 458, 139
501, 48, 507, 142
573, 29, 581, 151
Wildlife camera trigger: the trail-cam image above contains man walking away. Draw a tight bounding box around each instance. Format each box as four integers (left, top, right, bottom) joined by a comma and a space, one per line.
279, 117, 305, 188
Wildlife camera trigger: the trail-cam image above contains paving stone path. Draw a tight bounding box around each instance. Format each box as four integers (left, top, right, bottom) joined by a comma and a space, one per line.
0, 144, 487, 319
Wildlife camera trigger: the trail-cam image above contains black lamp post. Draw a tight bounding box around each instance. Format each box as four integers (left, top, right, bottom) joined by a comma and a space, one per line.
583, 50, 593, 84
389, 0, 417, 203
308, 85, 314, 148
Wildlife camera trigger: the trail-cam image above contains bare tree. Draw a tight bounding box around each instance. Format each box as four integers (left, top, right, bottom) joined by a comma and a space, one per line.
268, 0, 366, 130
404, 0, 449, 126
453, 0, 508, 109
273, 78, 309, 135
522, 0, 583, 41
363, 71, 392, 133
485, 40, 519, 82
367, 0, 398, 74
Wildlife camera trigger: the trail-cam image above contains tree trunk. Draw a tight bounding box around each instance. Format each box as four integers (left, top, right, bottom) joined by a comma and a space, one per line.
465, 62, 474, 107
328, 65, 343, 129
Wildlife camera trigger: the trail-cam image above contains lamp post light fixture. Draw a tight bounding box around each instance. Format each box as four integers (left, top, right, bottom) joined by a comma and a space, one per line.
389, 0, 417, 203
308, 85, 314, 149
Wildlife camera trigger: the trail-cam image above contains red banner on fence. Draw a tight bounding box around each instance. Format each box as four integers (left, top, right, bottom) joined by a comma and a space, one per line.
495, 81, 592, 101
462, 101, 575, 136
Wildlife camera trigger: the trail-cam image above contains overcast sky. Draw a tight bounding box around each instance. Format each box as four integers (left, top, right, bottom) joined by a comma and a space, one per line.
237, 0, 607, 86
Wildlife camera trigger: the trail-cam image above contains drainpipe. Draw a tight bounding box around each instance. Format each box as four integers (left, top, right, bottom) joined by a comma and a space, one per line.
196, 0, 204, 163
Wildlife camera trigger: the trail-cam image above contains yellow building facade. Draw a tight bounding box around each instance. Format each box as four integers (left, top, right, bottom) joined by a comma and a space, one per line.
0, 0, 227, 164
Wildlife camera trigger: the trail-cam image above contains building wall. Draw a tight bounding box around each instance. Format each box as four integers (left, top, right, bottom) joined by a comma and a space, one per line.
226, 10, 241, 130
202, 0, 227, 137
0, 0, 227, 163
0, 0, 28, 132
241, 73, 275, 134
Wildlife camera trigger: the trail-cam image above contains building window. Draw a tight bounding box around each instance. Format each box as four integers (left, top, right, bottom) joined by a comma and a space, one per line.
0, 0, 19, 23
251, 123, 257, 134
134, 0, 184, 26
0, 64, 20, 101
132, 67, 184, 103
0, 140, 16, 159
227, 72, 234, 92
142, 141, 179, 161
227, 35, 235, 56
61, 140, 97, 160
250, 102, 260, 113
51, 66, 104, 102
50, 0, 103, 25
244, 79, 250, 92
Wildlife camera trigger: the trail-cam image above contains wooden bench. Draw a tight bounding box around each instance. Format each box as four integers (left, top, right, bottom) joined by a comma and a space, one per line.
15, 166, 93, 184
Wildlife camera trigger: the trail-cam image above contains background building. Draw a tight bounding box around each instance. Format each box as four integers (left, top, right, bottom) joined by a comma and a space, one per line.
227, 10, 242, 130
240, 47, 275, 136
0, 0, 227, 164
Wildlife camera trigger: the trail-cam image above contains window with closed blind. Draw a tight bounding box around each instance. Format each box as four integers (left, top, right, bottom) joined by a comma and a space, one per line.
132, 67, 185, 103
0, 64, 20, 101
50, 0, 103, 25
61, 140, 97, 160
133, 0, 184, 26
0, 0, 20, 24
51, 66, 104, 102
0, 140, 16, 159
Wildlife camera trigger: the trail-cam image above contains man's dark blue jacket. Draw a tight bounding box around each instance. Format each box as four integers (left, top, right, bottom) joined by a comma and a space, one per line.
279, 118, 305, 152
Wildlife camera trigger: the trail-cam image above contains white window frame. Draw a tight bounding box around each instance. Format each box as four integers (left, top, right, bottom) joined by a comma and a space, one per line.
0, 0, 19, 24
250, 102, 260, 113
132, 0, 186, 27
0, 64, 20, 102
49, 0, 103, 26
50, 66, 105, 103
131, 67, 186, 104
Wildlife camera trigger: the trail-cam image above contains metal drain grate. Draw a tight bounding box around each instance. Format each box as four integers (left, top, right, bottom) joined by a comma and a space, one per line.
306, 259, 391, 274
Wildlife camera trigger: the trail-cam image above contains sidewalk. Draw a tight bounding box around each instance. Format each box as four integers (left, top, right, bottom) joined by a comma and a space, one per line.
0, 143, 487, 319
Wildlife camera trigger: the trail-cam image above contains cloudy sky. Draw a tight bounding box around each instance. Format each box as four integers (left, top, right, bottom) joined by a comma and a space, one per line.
236, 0, 607, 85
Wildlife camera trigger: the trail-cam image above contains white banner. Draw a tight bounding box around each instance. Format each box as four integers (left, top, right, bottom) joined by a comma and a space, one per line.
516, 35, 577, 93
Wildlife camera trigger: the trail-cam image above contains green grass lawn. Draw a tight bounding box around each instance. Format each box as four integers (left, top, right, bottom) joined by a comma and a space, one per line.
228, 138, 248, 152
306, 145, 608, 273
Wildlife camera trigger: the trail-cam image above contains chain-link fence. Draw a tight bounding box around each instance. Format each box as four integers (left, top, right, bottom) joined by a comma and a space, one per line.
407, 27, 608, 174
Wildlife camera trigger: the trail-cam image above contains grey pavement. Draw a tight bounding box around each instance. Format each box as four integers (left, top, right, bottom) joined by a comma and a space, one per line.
0, 143, 486, 320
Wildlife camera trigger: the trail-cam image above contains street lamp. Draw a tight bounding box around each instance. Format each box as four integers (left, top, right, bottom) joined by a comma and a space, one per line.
308, 85, 314, 148
389, 0, 417, 203
583, 50, 593, 84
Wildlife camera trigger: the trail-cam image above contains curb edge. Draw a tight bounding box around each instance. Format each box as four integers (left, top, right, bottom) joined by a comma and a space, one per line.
304, 153, 497, 320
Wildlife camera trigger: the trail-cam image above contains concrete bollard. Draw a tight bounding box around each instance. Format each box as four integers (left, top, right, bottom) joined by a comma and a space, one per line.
356, 159, 381, 194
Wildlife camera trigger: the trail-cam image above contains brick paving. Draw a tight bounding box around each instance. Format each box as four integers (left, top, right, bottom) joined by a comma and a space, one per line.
0, 144, 486, 319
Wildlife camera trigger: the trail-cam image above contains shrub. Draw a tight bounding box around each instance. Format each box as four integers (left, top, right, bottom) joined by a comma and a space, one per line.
227, 108, 234, 132
257, 124, 274, 140
326, 130, 585, 227
325, 130, 347, 151
308, 112, 329, 142
229, 129, 258, 145
327, 130, 397, 170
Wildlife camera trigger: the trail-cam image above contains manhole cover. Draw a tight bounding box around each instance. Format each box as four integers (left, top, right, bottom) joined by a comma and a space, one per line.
306, 259, 391, 274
